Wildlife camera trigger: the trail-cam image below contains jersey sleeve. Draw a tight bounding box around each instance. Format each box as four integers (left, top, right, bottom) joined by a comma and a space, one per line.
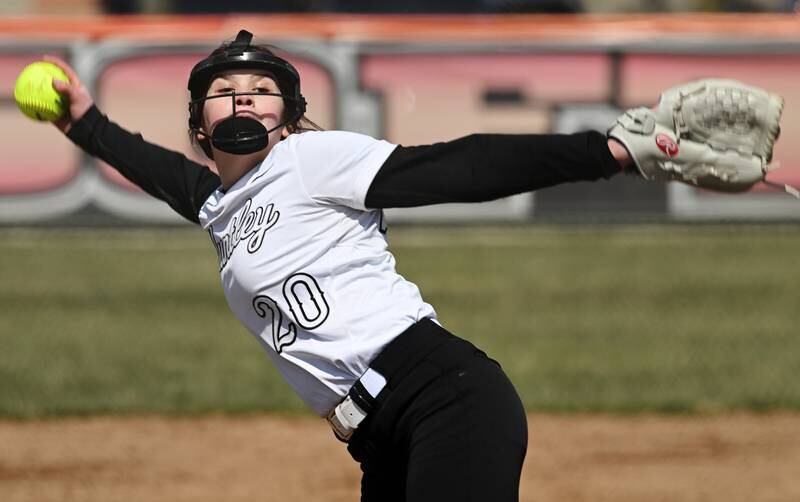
291, 131, 397, 210
66, 105, 221, 224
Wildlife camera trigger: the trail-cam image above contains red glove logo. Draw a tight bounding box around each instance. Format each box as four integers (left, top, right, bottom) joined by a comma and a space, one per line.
655, 134, 679, 157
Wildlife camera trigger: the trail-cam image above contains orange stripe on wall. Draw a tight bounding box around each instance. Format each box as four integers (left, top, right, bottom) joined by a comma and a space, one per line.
1, 14, 800, 43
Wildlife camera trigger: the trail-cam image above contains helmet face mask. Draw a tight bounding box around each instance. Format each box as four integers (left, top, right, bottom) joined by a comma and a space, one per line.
188, 30, 307, 157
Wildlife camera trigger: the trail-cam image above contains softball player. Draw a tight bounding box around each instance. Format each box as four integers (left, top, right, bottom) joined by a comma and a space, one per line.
48, 30, 630, 501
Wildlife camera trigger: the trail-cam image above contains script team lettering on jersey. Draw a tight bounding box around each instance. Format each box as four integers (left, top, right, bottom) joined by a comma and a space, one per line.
208, 198, 279, 270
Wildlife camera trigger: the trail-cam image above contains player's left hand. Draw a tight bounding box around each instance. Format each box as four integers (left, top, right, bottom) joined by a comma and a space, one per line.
608, 78, 784, 193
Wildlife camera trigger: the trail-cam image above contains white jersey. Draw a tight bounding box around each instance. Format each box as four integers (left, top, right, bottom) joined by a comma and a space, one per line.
198, 130, 437, 416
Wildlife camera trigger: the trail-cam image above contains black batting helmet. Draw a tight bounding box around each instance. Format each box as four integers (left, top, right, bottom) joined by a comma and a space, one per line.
187, 30, 307, 157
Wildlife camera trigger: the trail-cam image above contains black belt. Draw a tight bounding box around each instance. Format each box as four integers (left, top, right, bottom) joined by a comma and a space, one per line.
327, 317, 453, 442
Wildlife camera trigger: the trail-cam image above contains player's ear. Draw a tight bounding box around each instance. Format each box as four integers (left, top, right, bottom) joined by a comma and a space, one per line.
281, 126, 290, 139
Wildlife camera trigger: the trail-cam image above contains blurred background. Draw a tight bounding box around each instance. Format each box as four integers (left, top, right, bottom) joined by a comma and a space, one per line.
1, 0, 799, 14
2, 0, 800, 417
2, 3, 800, 225
2, 0, 800, 412
2, 4, 800, 501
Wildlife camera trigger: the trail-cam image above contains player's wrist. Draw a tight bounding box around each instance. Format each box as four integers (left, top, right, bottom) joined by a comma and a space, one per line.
64, 104, 102, 145
607, 137, 634, 172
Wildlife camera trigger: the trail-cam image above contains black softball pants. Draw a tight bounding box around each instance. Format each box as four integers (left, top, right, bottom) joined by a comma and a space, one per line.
345, 319, 528, 502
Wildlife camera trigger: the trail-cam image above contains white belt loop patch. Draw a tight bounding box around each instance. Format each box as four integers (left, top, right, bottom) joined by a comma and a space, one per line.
360, 367, 387, 398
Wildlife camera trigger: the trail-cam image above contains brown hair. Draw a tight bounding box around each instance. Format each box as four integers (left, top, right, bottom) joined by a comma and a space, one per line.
189, 42, 322, 160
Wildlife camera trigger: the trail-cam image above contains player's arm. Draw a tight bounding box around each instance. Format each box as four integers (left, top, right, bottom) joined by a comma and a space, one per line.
365, 131, 630, 209
47, 56, 220, 224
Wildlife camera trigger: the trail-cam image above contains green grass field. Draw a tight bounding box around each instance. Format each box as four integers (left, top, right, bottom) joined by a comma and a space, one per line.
1, 225, 799, 418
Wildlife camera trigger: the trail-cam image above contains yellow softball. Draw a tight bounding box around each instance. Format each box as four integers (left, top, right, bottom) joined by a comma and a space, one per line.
14, 61, 69, 122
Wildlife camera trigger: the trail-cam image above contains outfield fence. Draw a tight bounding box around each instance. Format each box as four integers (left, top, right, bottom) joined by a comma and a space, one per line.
2, 14, 800, 224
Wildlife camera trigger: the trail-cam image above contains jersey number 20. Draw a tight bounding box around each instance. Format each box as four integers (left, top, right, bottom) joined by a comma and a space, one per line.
252, 272, 330, 353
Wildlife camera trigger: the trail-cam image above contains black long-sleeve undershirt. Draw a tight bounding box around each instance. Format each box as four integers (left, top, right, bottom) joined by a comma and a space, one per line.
66, 106, 621, 222
365, 131, 621, 208
66, 105, 220, 224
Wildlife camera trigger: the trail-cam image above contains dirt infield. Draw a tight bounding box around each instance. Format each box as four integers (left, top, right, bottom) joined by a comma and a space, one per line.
2, 414, 799, 502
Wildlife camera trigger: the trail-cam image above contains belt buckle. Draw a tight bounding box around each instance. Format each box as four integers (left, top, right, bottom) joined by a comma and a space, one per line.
327, 394, 367, 442
327, 368, 387, 442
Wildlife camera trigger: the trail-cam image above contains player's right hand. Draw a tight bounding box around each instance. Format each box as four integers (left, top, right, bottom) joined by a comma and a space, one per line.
43, 55, 94, 134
